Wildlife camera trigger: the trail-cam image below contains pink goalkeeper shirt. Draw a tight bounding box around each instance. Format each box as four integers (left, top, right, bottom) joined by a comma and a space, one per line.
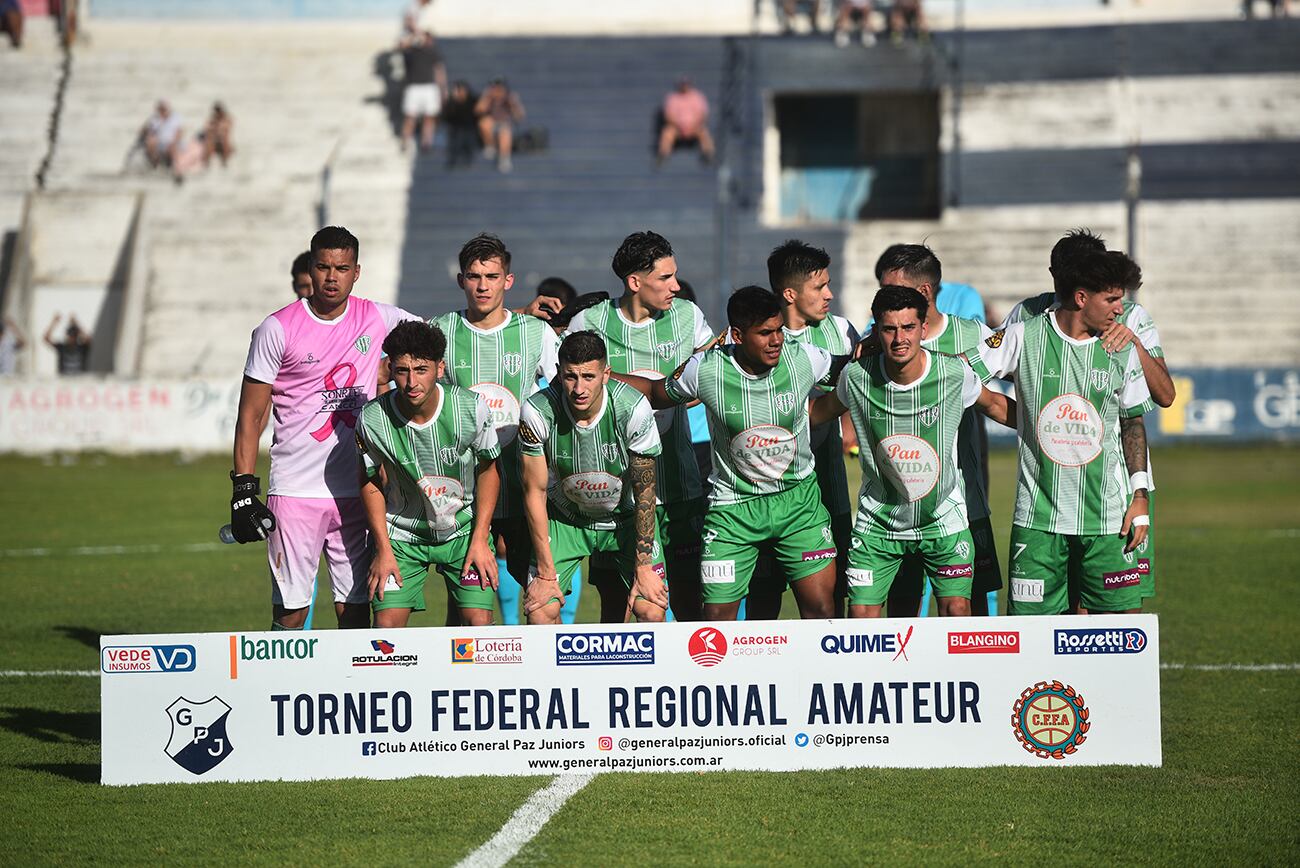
244, 296, 418, 498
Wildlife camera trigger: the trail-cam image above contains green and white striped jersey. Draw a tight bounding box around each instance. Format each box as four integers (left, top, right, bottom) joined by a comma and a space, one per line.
837, 351, 982, 539
429, 310, 560, 518
567, 298, 712, 506
974, 313, 1156, 536
784, 314, 858, 517
665, 341, 833, 505
518, 379, 661, 530
356, 385, 501, 545
922, 312, 996, 521
1001, 294, 1163, 490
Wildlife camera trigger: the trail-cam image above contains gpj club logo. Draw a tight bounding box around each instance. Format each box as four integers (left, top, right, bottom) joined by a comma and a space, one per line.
1011, 681, 1090, 760
688, 628, 728, 667
165, 696, 234, 775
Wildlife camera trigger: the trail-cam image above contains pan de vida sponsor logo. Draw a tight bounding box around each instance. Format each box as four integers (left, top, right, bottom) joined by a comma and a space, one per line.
1012, 681, 1090, 760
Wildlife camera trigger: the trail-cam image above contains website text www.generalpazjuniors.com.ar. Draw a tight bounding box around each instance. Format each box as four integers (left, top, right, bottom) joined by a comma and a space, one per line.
527, 754, 726, 771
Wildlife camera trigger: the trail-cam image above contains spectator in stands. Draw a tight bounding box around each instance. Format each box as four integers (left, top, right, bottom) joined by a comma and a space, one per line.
43, 314, 91, 375
403, 0, 436, 34
888, 0, 928, 42
141, 101, 184, 169
399, 29, 447, 153
291, 251, 313, 299
201, 102, 235, 168
0, 0, 22, 48
1243, 0, 1291, 17
780, 0, 823, 35
476, 78, 526, 173
657, 76, 715, 167
834, 0, 878, 47
0, 316, 26, 375
443, 80, 479, 168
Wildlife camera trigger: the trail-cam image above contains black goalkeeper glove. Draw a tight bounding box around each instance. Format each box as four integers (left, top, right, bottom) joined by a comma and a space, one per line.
229, 472, 277, 543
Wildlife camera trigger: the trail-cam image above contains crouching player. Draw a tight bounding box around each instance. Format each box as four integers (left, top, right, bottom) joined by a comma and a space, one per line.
810, 287, 1016, 617
518, 331, 669, 625
355, 321, 503, 627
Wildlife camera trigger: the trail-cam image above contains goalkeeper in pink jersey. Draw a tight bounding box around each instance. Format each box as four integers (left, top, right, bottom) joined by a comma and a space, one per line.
230, 226, 421, 630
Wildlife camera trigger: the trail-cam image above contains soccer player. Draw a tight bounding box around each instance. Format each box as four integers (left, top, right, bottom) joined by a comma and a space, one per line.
565, 231, 715, 621
975, 249, 1154, 615
1001, 229, 1175, 604
875, 243, 1003, 616
617, 286, 843, 621
809, 287, 1014, 617
356, 321, 501, 627
769, 239, 858, 616
429, 234, 561, 615
290, 251, 313, 299
518, 331, 668, 625
231, 225, 420, 630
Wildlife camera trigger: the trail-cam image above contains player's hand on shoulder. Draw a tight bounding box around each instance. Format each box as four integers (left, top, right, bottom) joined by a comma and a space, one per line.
1100, 321, 1138, 353
229, 473, 276, 543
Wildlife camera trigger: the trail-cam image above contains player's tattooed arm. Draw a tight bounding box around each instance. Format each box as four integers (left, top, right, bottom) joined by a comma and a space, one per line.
1119, 415, 1149, 552
628, 452, 669, 613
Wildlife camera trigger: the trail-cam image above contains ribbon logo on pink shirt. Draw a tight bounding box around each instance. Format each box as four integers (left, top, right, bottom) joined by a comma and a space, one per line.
311, 362, 361, 441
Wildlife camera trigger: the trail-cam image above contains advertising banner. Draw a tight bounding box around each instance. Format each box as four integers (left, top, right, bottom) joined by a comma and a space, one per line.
101, 615, 1161, 785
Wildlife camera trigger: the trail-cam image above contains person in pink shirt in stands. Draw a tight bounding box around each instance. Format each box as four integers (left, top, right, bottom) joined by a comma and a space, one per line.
229, 225, 421, 630
658, 76, 715, 167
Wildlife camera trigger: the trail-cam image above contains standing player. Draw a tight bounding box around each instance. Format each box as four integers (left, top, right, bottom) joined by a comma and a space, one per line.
518, 331, 668, 625
356, 321, 501, 627
617, 286, 843, 621
565, 231, 715, 621
809, 287, 1014, 617
1001, 229, 1175, 604
975, 249, 1155, 615
769, 239, 858, 616
230, 226, 420, 630
430, 234, 561, 612
875, 243, 1002, 615
290, 251, 313, 299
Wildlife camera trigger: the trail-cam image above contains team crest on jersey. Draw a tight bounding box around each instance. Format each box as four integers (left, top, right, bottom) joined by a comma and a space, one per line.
955, 540, 971, 559
655, 340, 679, 361
502, 353, 524, 377
1089, 369, 1111, 392
775, 391, 798, 415
918, 405, 940, 428
354, 335, 371, 355
984, 330, 1005, 348
599, 443, 621, 464
439, 447, 460, 465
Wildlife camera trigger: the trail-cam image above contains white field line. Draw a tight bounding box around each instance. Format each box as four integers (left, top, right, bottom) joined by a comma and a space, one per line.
0, 542, 225, 558
3, 663, 1298, 679
455, 773, 596, 868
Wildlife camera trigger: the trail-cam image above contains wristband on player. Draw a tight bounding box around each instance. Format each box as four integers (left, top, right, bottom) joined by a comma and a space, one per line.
229, 472, 277, 543
1129, 472, 1151, 494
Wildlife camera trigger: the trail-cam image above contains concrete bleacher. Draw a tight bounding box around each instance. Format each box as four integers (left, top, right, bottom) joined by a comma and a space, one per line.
0, 21, 63, 238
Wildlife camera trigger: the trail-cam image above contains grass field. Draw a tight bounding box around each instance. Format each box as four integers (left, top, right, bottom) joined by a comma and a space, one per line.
1, 445, 1297, 865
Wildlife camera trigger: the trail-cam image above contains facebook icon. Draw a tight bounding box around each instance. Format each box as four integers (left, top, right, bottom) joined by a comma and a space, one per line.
362, 741, 377, 756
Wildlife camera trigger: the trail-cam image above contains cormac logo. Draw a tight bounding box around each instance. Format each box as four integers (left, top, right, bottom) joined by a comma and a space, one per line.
451, 637, 523, 664
353, 639, 419, 668
228, 635, 318, 679
688, 628, 728, 667
949, 632, 1020, 654
102, 644, 196, 673
556, 631, 654, 665
1054, 628, 1147, 655
821, 626, 912, 661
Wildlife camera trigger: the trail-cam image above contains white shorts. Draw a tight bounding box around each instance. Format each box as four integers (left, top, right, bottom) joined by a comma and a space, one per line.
403, 83, 442, 118
266, 495, 369, 608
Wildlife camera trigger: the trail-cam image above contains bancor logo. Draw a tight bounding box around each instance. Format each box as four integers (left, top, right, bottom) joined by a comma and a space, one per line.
228, 634, 319, 679
948, 632, 1020, 654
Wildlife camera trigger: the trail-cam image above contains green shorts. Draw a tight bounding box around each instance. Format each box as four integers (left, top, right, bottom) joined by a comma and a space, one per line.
698, 477, 836, 604
528, 515, 666, 605
1138, 490, 1156, 599
846, 528, 975, 607
374, 535, 496, 613
885, 516, 1001, 601
1007, 525, 1142, 615
589, 500, 700, 587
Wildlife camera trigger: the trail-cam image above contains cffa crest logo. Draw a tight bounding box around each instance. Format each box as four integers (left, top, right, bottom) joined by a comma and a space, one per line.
688, 628, 728, 667
165, 696, 234, 775
1012, 681, 1090, 760
502, 353, 524, 377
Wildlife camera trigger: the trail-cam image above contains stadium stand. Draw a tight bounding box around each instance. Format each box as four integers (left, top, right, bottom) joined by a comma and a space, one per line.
0, 21, 62, 240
